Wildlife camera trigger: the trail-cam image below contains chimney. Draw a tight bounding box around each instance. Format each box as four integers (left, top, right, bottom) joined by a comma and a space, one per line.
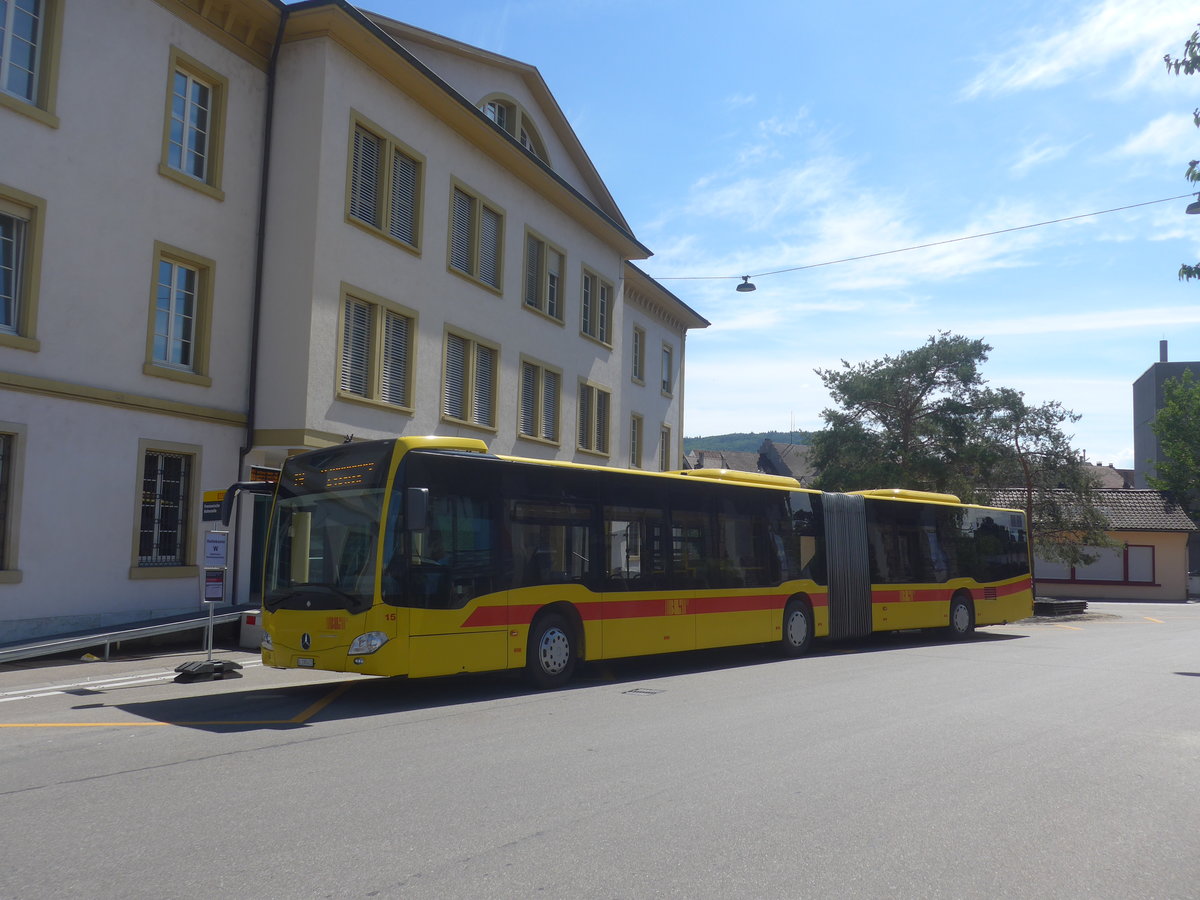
1160, 340, 1169, 363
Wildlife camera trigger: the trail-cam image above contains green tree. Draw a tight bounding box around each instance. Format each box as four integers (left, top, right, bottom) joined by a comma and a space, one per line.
1165, 26, 1200, 281
811, 332, 989, 496
1147, 368, 1200, 517
980, 388, 1110, 568
811, 334, 1111, 569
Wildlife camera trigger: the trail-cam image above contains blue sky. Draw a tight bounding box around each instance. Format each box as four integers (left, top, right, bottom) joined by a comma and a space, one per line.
366, 0, 1200, 468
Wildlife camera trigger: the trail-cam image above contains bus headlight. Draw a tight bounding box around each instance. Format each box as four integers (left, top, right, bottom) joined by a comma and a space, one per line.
348, 631, 388, 655
261, 632, 273, 651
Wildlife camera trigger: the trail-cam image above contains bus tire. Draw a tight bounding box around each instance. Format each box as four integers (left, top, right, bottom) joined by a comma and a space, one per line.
780, 598, 814, 657
946, 593, 975, 639
526, 612, 577, 689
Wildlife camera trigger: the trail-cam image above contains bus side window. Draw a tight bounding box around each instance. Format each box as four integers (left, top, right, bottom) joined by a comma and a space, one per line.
603, 505, 665, 589
784, 491, 826, 584
710, 489, 768, 588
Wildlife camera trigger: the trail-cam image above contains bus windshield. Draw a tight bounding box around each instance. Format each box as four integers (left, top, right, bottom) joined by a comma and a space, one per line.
263, 441, 394, 615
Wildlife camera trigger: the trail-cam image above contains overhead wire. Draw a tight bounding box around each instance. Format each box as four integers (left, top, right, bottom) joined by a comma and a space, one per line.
647, 193, 1197, 283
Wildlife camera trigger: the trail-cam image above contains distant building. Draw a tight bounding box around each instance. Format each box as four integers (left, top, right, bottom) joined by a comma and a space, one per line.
684, 439, 816, 485
1132, 340, 1197, 489
992, 488, 1197, 602
1083, 463, 1134, 490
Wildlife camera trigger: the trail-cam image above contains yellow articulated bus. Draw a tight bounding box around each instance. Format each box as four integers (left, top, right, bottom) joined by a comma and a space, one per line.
224, 436, 1032, 688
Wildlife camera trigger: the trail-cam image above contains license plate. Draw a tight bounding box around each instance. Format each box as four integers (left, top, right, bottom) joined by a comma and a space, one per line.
297, 658, 315, 667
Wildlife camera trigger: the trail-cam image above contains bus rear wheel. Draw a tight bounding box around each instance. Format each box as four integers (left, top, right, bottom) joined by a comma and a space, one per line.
780, 599, 813, 657
526, 613, 577, 689
946, 594, 975, 640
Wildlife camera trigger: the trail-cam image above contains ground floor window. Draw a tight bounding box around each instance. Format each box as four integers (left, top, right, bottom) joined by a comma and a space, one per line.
0, 432, 11, 568
138, 449, 191, 566
1037, 544, 1155, 585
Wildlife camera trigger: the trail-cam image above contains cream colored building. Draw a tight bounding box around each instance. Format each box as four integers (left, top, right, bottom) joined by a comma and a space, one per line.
0, 0, 707, 641
994, 489, 1197, 602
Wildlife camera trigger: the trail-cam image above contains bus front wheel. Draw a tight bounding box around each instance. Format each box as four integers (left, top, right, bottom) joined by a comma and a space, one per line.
526, 613, 577, 689
780, 599, 813, 657
946, 594, 975, 639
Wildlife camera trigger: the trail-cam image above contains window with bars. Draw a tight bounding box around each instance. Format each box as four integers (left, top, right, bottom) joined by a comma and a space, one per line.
448, 185, 502, 289
519, 360, 561, 443
577, 382, 611, 455
339, 291, 414, 408
1, 0, 43, 104
581, 269, 612, 344
523, 231, 563, 320
443, 332, 498, 428
0, 432, 10, 569
630, 414, 643, 468
138, 450, 191, 567
348, 120, 422, 249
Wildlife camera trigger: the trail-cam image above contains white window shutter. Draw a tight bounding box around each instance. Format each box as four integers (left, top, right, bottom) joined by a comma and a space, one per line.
351, 128, 381, 227
479, 206, 501, 288
450, 189, 473, 273
443, 333, 467, 419
380, 311, 410, 406
520, 362, 537, 435
341, 297, 372, 396
389, 152, 418, 246
473, 343, 496, 426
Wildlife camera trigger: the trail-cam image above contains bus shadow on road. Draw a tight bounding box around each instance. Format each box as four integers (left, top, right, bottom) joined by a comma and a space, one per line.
111, 630, 1023, 733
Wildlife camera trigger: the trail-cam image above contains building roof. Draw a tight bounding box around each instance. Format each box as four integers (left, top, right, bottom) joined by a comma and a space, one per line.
991, 489, 1198, 533
759, 440, 815, 484
1084, 463, 1134, 489
683, 440, 817, 486
684, 449, 762, 473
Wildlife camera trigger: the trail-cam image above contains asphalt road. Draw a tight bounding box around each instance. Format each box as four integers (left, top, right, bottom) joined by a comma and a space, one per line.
2, 602, 1198, 899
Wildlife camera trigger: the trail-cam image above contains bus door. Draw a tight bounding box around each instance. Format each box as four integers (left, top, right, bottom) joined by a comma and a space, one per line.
822, 492, 872, 639
601, 502, 696, 658
403, 472, 509, 677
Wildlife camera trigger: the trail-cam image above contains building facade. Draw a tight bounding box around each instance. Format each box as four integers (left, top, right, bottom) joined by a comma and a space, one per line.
0, 0, 707, 641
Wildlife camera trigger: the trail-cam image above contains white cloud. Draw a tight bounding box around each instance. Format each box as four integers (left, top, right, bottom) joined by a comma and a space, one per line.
723, 93, 757, 109
1011, 138, 1076, 177
960, 0, 1197, 99
964, 305, 1200, 337
1113, 112, 1196, 160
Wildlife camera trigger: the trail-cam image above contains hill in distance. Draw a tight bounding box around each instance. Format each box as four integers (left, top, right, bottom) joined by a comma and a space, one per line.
683, 430, 813, 454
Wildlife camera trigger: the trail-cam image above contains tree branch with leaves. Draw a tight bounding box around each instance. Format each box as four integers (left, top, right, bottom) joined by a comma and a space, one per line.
1165, 26, 1200, 281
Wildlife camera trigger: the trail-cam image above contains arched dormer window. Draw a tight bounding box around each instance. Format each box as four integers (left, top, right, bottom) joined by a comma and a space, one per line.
479, 93, 548, 164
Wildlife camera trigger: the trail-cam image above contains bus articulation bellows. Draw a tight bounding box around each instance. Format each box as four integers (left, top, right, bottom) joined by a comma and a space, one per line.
224, 437, 1033, 688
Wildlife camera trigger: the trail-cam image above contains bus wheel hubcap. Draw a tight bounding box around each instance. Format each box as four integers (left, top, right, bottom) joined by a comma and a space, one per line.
539, 628, 570, 674
787, 610, 807, 645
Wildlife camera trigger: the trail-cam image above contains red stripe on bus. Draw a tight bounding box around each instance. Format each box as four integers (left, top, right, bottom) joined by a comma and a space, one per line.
458, 590, 831, 629
458, 580, 1025, 629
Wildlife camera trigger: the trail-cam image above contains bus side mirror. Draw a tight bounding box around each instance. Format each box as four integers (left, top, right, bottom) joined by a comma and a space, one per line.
220, 481, 276, 526
406, 487, 429, 531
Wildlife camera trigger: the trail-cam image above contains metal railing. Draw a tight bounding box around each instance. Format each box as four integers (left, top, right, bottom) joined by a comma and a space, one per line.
0, 607, 255, 665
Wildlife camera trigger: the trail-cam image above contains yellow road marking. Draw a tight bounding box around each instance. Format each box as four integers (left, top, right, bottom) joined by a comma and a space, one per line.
1144, 617, 1165, 624
0, 722, 166, 727
0, 681, 356, 728
1053, 623, 1084, 630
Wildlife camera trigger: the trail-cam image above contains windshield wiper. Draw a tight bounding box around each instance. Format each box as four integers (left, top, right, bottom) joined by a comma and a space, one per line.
264, 583, 370, 614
